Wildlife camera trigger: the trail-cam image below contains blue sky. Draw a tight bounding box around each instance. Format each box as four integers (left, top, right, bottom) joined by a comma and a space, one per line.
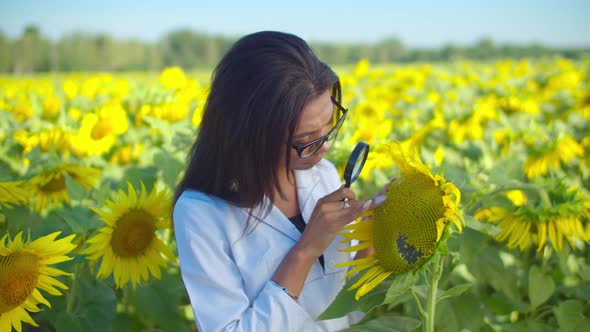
1, 0, 588, 47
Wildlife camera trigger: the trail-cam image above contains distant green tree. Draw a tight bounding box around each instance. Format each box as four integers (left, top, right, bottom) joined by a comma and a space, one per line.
0, 27, 588, 73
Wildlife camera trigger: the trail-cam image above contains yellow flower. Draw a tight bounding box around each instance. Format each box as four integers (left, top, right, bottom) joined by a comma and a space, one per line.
11, 102, 33, 123
67, 107, 82, 121
15, 128, 70, 155
82, 183, 175, 288
360, 143, 395, 181
41, 96, 61, 121
109, 144, 144, 165
191, 101, 205, 128
338, 143, 463, 300
80, 77, 102, 100
70, 103, 129, 157
505, 190, 528, 206
0, 182, 29, 223
433, 146, 444, 165
476, 185, 589, 252
0, 231, 76, 332
448, 116, 483, 144
111, 79, 130, 100
159, 67, 187, 90
349, 119, 392, 146
27, 164, 101, 212
353, 59, 370, 77
62, 80, 78, 99
524, 136, 583, 179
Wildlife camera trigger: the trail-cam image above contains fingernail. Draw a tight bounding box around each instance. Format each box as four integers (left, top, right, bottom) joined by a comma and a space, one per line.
374, 195, 387, 206
362, 200, 371, 209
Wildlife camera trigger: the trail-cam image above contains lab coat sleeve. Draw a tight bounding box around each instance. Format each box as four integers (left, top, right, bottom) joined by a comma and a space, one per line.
174, 196, 312, 332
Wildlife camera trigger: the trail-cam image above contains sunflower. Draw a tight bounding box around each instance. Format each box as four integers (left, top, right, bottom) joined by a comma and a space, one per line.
69, 103, 129, 157
82, 183, 175, 288
27, 164, 101, 212
338, 143, 464, 300
524, 136, 583, 179
0, 231, 76, 332
0, 181, 29, 223
475, 184, 589, 252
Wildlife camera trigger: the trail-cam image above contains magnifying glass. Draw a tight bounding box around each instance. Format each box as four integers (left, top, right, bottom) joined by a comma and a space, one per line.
343, 141, 370, 187
342, 141, 370, 207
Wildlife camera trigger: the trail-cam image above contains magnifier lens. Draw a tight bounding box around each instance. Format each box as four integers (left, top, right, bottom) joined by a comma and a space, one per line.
343, 142, 370, 188
350, 146, 368, 181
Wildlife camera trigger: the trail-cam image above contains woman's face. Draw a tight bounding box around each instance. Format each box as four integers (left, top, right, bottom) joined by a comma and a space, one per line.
288, 89, 335, 170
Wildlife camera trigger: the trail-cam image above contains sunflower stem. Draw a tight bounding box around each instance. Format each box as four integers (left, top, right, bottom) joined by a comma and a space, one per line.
410, 288, 426, 319
424, 254, 444, 332
468, 183, 551, 214
66, 263, 81, 314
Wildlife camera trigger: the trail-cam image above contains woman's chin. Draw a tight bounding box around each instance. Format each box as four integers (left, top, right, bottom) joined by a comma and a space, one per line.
299, 155, 324, 169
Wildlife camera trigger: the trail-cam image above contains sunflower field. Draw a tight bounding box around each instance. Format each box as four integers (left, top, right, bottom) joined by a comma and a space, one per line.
0, 58, 589, 332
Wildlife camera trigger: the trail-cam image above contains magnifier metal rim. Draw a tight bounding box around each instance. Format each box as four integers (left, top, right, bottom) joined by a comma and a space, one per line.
344, 141, 370, 187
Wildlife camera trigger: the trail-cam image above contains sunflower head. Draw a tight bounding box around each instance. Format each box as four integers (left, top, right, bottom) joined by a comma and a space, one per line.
83, 182, 175, 288
373, 143, 463, 273
0, 231, 75, 332
338, 142, 463, 299
0, 181, 29, 223
27, 164, 101, 212
476, 181, 590, 252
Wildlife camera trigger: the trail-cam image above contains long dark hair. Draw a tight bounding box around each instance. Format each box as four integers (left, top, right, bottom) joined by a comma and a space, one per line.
174, 31, 341, 219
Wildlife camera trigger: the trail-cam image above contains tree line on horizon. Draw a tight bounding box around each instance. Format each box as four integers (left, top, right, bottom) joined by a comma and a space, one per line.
1, 25, 588, 73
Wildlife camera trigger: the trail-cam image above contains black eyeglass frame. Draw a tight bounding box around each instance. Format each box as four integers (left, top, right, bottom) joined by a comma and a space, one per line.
291, 97, 348, 159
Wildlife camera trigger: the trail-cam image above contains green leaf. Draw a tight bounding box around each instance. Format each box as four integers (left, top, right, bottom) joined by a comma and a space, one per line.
343, 315, 421, 332
128, 270, 191, 332
468, 244, 522, 303
481, 293, 516, 316
72, 269, 117, 332
437, 283, 471, 303
112, 313, 138, 332
53, 206, 101, 234
435, 292, 485, 332
528, 265, 555, 309
464, 215, 499, 236
3, 206, 70, 238
577, 262, 590, 281
500, 321, 555, 332
446, 228, 487, 263
559, 284, 590, 301
66, 174, 89, 201
462, 142, 484, 160
121, 166, 159, 190
54, 311, 84, 332
153, 150, 184, 190
318, 273, 390, 320
411, 285, 428, 300
553, 299, 590, 332
384, 272, 416, 304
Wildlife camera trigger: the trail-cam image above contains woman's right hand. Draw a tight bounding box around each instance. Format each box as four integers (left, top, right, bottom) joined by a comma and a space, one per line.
295, 186, 370, 259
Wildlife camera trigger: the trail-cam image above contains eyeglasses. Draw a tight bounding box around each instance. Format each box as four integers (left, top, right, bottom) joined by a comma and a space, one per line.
291, 97, 348, 159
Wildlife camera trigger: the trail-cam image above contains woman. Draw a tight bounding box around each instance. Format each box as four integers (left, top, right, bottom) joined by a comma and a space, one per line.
173, 31, 388, 331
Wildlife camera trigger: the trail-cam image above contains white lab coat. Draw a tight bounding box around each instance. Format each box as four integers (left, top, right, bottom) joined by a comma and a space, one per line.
173, 159, 361, 331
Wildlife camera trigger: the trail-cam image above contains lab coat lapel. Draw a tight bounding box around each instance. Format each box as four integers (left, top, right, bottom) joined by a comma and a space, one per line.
253, 197, 302, 242
295, 166, 319, 224
250, 166, 320, 243
297, 163, 349, 275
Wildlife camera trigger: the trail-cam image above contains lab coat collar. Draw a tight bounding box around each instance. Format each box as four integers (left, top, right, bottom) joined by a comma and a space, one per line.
252, 165, 320, 243
253, 164, 344, 274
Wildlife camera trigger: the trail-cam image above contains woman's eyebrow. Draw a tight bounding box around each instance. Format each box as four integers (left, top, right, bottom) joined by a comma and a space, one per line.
294, 110, 335, 139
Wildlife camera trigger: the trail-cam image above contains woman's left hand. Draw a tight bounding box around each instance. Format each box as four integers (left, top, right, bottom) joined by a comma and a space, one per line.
367, 177, 397, 210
